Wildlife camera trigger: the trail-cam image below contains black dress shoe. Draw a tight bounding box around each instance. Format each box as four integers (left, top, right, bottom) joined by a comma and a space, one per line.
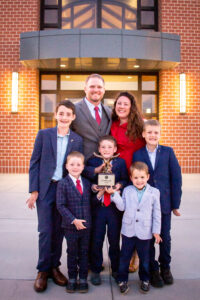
91, 272, 101, 285
51, 267, 68, 286
34, 271, 49, 292
78, 282, 89, 293
140, 281, 150, 293
150, 270, 164, 288
66, 282, 77, 293
160, 268, 174, 285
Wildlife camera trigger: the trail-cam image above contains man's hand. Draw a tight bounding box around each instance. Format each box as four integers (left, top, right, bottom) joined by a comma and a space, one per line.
73, 219, 87, 230
26, 191, 38, 209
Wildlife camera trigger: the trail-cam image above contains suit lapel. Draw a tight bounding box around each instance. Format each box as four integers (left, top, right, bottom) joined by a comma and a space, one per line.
154, 145, 161, 171
80, 99, 100, 133
143, 147, 154, 173
50, 127, 57, 161
67, 175, 82, 199
63, 130, 75, 162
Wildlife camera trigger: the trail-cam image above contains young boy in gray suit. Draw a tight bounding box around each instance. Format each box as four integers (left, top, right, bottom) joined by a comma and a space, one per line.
107, 161, 161, 294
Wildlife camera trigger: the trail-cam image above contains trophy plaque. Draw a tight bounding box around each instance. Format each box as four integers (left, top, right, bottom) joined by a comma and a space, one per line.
93, 152, 120, 187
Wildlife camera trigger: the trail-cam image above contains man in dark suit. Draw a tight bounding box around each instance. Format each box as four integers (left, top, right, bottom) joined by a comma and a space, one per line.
72, 74, 112, 161
57, 151, 91, 293
133, 119, 182, 288
26, 100, 83, 292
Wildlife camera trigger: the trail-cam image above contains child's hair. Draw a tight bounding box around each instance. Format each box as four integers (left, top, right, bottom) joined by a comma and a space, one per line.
98, 135, 117, 147
66, 151, 85, 164
56, 100, 75, 114
130, 161, 149, 176
143, 119, 161, 130
85, 73, 105, 85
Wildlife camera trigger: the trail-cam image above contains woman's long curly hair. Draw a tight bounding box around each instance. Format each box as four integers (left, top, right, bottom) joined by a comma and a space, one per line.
112, 91, 144, 141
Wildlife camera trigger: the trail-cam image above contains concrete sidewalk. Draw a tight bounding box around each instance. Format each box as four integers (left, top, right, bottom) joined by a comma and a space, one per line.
0, 174, 200, 300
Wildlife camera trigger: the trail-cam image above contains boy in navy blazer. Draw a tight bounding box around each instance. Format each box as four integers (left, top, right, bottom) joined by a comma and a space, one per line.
57, 151, 91, 293
108, 161, 161, 294
26, 100, 83, 292
133, 119, 182, 288
84, 135, 129, 286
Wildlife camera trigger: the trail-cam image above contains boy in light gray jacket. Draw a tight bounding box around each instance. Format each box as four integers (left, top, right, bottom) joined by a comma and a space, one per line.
106, 161, 161, 294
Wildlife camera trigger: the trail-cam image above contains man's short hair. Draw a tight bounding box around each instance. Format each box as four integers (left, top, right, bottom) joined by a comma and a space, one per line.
98, 135, 117, 147
56, 100, 75, 114
66, 151, 85, 164
143, 119, 161, 130
130, 161, 149, 176
85, 73, 105, 85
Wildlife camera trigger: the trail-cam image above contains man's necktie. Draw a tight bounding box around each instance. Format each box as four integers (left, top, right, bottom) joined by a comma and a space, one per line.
103, 192, 111, 206
76, 179, 83, 195
94, 106, 101, 125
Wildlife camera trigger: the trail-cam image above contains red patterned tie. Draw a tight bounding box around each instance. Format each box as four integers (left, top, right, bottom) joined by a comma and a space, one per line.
94, 106, 101, 125
104, 192, 111, 206
76, 179, 83, 195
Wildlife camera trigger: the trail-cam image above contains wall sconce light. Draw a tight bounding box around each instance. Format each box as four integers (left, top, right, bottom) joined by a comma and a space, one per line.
11, 72, 19, 112
180, 73, 186, 113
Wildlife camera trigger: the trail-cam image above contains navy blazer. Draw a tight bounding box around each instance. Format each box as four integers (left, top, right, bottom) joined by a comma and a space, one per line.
83, 156, 129, 207
133, 145, 182, 214
29, 127, 83, 201
56, 175, 91, 232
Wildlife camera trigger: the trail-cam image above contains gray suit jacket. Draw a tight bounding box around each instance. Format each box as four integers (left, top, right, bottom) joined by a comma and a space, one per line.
111, 184, 161, 240
72, 99, 112, 161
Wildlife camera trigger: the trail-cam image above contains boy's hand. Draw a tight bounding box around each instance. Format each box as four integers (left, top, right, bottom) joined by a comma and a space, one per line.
94, 163, 105, 174
26, 191, 38, 209
97, 188, 106, 199
92, 184, 104, 192
105, 186, 116, 194
153, 233, 162, 244
115, 183, 122, 191
73, 219, 86, 230
173, 209, 181, 216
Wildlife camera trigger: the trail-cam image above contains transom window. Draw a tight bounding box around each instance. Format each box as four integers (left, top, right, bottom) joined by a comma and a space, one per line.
39, 73, 158, 129
41, 0, 158, 31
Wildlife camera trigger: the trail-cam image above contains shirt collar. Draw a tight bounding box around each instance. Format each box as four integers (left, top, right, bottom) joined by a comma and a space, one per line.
134, 185, 147, 193
84, 97, 102, 112
146, 144, 158, 154
57, 129, 70, 138
69, 173, 82, 185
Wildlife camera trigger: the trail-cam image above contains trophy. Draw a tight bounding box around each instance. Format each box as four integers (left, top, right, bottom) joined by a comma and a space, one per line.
93, 152, 120, 188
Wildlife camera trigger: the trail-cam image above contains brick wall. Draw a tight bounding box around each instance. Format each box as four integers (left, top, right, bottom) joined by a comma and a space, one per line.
159, 0, 200, 173
0, 0, 40, 173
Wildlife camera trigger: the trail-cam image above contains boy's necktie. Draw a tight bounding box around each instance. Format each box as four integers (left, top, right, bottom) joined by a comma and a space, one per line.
76, 179, 83, 195
94, 106, 101, 125
103, 192, 111, 206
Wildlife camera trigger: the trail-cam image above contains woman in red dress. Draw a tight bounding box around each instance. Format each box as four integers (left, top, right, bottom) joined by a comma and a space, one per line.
111, 91, 145, 272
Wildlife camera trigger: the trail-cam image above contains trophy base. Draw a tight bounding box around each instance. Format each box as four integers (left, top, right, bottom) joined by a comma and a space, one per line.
97, 173, 115, 187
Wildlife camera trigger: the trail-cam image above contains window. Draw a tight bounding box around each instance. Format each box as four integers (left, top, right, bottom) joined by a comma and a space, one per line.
40, 72, 158, 129
41, 0, 158, 31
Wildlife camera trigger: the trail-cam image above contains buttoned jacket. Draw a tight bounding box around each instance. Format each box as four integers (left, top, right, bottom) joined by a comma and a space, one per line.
112, 184, 161, 240
56, 175, 91, 232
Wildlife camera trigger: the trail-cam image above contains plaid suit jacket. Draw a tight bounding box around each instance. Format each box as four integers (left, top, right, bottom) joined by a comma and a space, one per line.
56, 175, 91, 232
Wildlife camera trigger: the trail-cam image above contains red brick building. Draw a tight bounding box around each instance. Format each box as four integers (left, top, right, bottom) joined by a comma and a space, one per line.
0, 0, 199, 173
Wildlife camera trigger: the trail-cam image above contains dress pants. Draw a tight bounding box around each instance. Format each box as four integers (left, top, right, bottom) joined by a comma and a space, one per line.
36, 181, 63, 272
150, 213, 171, 271
118, 235, 150, 282
64, 229, 90, 280
91, 204, 121, 274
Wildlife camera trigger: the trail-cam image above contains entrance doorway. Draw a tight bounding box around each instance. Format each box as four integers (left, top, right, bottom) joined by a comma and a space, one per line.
40, 73, 158, 129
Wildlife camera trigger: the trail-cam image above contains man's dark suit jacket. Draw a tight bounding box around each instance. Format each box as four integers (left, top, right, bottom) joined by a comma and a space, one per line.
133, 145, 182, 214
29, 127, 83, 201
56, 175, 91, 232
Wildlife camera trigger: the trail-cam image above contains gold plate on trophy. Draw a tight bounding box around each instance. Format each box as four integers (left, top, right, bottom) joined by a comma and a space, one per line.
98, 173, 115, 187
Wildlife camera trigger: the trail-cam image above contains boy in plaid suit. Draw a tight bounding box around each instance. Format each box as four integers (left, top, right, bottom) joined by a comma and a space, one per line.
56, 151, 91, 293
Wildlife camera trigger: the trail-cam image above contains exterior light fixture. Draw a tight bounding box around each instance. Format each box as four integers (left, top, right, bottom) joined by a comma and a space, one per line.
11, 72, 19, 112
146, 108, 151, 113
133, 65, 140, 68
60, 64, 66, 68
180, 73, 186, 113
